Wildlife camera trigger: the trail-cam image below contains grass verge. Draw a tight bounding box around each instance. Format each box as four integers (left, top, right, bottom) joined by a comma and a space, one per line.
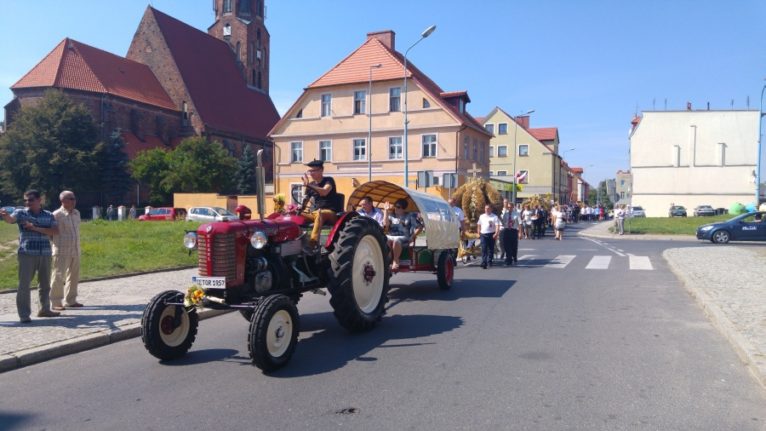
611, 215, 732, 235
0, 219, 200, 291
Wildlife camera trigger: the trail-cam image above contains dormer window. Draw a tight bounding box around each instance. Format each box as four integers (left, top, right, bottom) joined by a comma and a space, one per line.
422, 98, 430, 108
223, 0, 232, 14
458, 99, 465, 114
295, 108, 303, 119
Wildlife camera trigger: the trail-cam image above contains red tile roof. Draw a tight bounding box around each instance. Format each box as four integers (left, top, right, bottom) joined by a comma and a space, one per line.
529, 127, 558, 141
301, 36, 489, 137
149, 7, 279, 140
13, 38, 176, 111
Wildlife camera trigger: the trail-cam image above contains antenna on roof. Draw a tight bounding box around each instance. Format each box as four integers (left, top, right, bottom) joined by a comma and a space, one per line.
664, 98, 667, 111
652, 98, 656, 110
731, 99, 734, 109
747, 96, 750, 109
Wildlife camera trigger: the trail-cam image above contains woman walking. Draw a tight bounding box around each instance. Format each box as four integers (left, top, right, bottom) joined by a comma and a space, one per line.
552, 204, 566, 240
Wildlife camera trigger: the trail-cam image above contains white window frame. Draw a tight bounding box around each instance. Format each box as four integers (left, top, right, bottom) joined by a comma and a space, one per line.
354, 90, 366, 115
289, 183, 304, 205
353, 138, 367, 161
422, 134, 437, 158
388, 136, 403, 160
498, 123, 508, 135
319, 140, 332, 162
321, 93, 332, 117
489, 145, 495, 158
389, 87, 401, 112
518, 144, 529, 157
290, 141, 303, 163
497, 145, 508, 158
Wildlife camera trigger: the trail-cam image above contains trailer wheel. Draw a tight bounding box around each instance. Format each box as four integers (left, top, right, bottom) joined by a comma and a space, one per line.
328, 216, 391, 332
141, 290, 198, 361
248, 294, 299, 372
437, 251, 454, 290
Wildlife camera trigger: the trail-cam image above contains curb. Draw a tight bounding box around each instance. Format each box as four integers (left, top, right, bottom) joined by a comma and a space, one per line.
663, 249, 766, 389
0, 308, 231, 374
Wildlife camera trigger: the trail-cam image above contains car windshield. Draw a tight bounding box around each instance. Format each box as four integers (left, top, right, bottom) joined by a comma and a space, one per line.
632, 206, 643, 211
212, 207, 236, 217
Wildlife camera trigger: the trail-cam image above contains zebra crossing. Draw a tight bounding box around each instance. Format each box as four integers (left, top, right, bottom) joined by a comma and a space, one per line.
510, 254, 655, 271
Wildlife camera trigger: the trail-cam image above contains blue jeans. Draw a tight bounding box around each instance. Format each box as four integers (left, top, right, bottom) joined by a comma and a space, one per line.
480, 233, 495, 266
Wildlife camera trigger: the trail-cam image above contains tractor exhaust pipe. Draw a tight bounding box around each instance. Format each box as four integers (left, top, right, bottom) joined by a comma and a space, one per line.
256, 149, 265, 221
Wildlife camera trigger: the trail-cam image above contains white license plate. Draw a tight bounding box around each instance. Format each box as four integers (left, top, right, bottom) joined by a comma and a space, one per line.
192, 276, 226, 289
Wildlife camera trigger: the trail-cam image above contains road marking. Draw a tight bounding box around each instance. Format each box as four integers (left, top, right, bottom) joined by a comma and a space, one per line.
629, 255, 653, 270
582, 237, 626, 257
585, 255, 611, 270
518, 255, 536, 261
544, 255, 576, 269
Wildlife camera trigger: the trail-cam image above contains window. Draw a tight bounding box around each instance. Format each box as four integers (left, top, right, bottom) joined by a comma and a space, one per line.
464, 137, 470, 159
321, 94, 332, 117
354, 90, 366, 115
519, 144, 529, 157
223, 0, 232, 13
485, 124, 494, 135
353, 139, 366, 161
479, 143, 484, 162
498, 123, 508, 135
497, 170, 507, 176
473, 140, 478, 161
389, 87, 401, 112
519, 170, 529, 184
389, 136, 403, 159
422, 98, 430, 108
489, 171, 494, 176
319, 140, 332, 161
489, 145, 494, 158
497, 146, 508, 158
458, 99, 465, 113
620, 192, 625, 199
422, 134, 437, 158
248, 42, 254, 65
291, 142, 303, 163
295, 108, 303, 119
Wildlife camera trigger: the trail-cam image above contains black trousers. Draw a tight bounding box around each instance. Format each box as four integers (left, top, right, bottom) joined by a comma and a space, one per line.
480, 233, 495, 267
503, 228, 518, 264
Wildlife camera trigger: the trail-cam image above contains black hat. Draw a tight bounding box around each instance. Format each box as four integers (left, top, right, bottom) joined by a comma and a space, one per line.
305, 159, 324, 168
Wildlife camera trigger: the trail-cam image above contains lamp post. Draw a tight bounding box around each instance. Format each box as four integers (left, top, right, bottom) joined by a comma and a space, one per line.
367, 63, 382, 182
403, 24, 436, 188
757, 83, 766, 206
511, 109, 535, 204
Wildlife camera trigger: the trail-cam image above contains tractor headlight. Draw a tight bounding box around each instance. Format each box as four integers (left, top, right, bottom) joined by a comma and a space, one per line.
250, 230, 268, 249
183, 232, 198, 250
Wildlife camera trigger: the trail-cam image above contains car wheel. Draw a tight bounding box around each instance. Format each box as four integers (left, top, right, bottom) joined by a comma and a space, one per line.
711, 230, 730, 244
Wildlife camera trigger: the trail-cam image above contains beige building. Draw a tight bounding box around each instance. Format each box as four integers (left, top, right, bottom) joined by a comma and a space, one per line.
481, 107, 573, 203
629, 110, 759, 217
270, 30, 491, 205
615, 170, 632, 205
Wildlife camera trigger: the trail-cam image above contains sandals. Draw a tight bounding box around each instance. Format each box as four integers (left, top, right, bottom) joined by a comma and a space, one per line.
391, 262, 400, 272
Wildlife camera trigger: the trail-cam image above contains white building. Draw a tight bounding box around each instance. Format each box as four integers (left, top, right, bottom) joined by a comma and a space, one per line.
629, 110, 759, 217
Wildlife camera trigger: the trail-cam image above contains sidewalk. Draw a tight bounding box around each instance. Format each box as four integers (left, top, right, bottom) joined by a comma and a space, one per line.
0, 268, 227, 373
579, 221, 766, 388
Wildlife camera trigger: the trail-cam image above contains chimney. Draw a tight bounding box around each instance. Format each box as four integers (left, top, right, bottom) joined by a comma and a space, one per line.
515, 115, 530, 130
367, 30, 395, 50
686, 102, 692, 111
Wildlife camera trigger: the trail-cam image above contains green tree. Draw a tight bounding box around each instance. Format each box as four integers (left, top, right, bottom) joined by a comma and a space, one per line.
99, 129, 132, 204
130, 148, 170, 205
234, 144, 257, 194
161, 137, 237, 194
0, 90, 101, 204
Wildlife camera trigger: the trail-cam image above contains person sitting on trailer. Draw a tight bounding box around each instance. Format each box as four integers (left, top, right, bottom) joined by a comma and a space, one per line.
383, 199, 423, 272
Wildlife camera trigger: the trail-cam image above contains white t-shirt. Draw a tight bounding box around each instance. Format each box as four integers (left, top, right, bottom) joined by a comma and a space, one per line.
477, 213, 500, 234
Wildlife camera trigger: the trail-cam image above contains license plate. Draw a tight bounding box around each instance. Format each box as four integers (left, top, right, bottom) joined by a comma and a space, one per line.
192, 276, 226, 289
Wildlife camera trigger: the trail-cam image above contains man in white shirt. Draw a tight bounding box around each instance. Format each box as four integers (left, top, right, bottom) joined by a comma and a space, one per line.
476, 204, 500, 269
357, 196, 384, 227
501, 200, 520, 265
615, 204, 626, 235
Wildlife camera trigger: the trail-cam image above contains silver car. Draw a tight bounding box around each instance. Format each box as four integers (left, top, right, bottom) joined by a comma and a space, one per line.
628, 205, 646, 218
186, 206, 237, 222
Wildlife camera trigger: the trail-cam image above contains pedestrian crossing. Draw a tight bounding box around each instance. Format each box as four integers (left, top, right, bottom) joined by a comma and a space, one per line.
502, 254, 656, 271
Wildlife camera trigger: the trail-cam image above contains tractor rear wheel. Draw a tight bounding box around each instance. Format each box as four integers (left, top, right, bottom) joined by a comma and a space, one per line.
248, 294, 299, 372
328, 216, 390, 332
141, 290, 198, 361
437, 250, 454, 290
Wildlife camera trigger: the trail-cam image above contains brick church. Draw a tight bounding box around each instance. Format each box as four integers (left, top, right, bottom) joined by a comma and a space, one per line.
4, 0, 279, 185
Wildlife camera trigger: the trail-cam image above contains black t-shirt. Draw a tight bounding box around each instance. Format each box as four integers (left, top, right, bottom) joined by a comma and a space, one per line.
306, 177, 339, 211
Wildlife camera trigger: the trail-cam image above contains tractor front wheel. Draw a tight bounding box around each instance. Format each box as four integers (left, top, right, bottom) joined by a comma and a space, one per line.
141, 290, 198, 361
248, 294, 299, 372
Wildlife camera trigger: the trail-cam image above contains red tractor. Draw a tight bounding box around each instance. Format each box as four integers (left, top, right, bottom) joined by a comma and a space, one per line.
141, 151, 390, 372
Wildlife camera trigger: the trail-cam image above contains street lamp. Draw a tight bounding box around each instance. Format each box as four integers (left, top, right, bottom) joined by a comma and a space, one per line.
757, 83, 765, 206
511, 109, 535, 204
367, 63, 382, 181
403, 24, 436, 188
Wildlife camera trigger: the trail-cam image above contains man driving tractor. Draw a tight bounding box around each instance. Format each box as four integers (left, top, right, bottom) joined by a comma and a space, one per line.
299, 159, 341, 249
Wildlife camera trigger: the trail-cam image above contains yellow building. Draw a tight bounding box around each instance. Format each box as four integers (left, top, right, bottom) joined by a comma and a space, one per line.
480, 107, 569, 203
269, 30, 491, 206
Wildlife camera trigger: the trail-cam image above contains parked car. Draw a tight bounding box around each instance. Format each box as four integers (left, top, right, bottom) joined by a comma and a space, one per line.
628, 205, 646, 218
696, 211, 766, 244
669, 205, 687, 217
694, 205, 716, 217
186, 206, 237, 222
138, 207, 187, 221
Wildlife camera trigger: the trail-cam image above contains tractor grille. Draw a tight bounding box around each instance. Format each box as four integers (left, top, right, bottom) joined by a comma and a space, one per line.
198, 233, 236, 280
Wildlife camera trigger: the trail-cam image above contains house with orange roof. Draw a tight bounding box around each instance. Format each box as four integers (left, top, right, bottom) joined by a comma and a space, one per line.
481, 107, 574, 203
269, 30, 492, 205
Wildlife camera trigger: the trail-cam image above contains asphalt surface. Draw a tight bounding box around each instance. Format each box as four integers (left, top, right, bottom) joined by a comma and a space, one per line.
0, 228, 764, 430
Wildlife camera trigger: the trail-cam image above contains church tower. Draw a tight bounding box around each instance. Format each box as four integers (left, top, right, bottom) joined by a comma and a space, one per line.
209, 0, 270, 93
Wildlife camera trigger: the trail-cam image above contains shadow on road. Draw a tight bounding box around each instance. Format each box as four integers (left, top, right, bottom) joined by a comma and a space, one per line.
0, 411, 35, 431
388, 278, 514, 304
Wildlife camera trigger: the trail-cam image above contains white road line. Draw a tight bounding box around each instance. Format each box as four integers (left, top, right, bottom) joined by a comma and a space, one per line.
544, 255, 576, 269
518, 255, 536, 261
582, 237, 626, 257
629, 255, 653, 270
585, 255, 612, 270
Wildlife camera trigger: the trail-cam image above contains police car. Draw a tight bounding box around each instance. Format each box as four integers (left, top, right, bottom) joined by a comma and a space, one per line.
696, 211, 766, 244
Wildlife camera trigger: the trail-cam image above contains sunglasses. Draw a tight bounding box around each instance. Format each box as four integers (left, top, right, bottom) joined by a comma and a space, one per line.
23, 198, 38, 203
62, 197, 76, 201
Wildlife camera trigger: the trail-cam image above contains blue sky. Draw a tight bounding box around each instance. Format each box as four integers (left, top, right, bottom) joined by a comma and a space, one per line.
1, 0, 764, 185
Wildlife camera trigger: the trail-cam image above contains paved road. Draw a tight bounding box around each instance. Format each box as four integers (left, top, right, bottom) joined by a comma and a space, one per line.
1, 230, 764, 430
